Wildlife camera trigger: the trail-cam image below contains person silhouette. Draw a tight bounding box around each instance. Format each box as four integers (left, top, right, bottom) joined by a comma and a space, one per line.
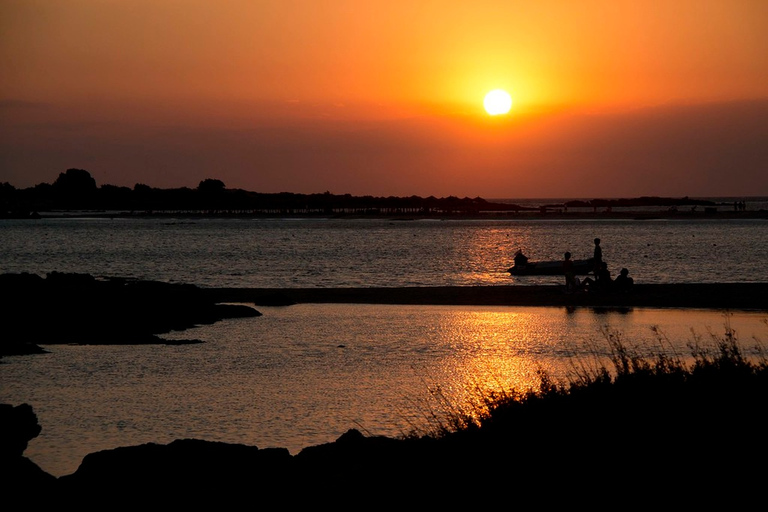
595, 261, 612, 289
592, 238, 603, 274
581, 261, 612, 291
614, 267, 634, 292
563, 251, 580, 292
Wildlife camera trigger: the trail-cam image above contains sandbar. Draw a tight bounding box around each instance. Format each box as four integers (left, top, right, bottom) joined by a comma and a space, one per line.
205, 283, 768, 311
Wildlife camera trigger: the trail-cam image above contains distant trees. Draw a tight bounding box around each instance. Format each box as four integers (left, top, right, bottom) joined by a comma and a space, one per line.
51, 169, 98, 209
0, 181, 15, 196
197, 179, 225, 193
53, 169, 97, 193
0, 169, 531, 218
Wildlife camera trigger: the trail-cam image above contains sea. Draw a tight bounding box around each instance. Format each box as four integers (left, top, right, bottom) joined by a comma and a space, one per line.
2, 197, 768, 477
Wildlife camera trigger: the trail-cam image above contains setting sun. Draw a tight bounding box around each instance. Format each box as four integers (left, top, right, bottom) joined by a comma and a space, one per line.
484, 89, 512, 115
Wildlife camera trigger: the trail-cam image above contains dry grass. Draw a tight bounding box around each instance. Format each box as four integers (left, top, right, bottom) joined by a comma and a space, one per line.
406, 314, 768, 443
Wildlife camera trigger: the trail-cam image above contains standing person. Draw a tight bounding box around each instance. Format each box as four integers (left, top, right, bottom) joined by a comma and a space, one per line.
563, 251, 579, 292
592, 238, 603, 274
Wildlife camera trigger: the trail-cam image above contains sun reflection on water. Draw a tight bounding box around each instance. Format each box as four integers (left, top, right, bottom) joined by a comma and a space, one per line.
403, 307, 768, 430
457, 226, 537, 285
417, 310, 569, 425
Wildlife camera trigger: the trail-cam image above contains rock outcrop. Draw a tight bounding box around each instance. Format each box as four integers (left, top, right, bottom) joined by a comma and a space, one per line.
3, 386, 764, 508
0, 403, 57, 490
0, 272, 261, 356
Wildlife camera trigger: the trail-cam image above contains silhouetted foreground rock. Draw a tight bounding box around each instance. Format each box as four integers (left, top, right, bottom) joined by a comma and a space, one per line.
0, 403, 57, 489
0, 272, 261, 356
4, 394, 763, 507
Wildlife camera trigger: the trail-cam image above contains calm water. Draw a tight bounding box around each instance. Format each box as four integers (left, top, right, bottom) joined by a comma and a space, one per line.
2, 215, 768, 286
2, 214, 768, 477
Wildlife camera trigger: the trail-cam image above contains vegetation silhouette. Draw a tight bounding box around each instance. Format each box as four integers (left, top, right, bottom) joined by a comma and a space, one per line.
1, 168, 725, 219
0, 169, 535, 218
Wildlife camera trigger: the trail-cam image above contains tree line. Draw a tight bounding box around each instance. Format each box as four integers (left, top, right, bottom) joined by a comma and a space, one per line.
0, 169, 530, 218
1, 168, 719, 218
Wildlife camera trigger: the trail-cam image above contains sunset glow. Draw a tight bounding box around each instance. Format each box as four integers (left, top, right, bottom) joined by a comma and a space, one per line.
1, 1, 767, 198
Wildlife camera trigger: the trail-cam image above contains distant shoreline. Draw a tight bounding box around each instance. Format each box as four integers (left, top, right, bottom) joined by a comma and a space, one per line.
204, 283, 768, 311
5, 173, 766, 220
10, 209, 768, 221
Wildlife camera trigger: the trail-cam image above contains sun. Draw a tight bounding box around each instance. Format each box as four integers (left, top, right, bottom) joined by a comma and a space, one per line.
483, 89, 512, 115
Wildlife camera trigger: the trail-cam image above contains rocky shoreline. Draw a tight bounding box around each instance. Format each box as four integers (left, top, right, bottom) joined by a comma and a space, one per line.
0, 272, 261, 357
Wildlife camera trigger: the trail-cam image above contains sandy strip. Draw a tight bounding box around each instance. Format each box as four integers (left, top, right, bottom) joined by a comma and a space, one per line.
204, 283, 768, 311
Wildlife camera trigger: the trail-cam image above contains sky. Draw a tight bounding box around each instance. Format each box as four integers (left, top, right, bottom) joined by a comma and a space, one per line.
2, 0, 767, 199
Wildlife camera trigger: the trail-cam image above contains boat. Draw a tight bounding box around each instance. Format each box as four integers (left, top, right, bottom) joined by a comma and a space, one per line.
508, 258, 594, 276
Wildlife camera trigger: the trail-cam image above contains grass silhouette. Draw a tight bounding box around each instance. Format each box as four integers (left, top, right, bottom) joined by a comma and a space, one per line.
410, 314, 766, 439
392, 315, 767, 496
363, 316, 760, 505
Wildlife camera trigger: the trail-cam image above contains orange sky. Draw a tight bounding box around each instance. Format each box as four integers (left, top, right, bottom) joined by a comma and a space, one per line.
2, 0, 767, 198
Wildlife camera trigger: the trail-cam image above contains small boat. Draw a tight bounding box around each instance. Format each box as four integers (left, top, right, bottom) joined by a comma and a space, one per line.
508, 258, 593, 276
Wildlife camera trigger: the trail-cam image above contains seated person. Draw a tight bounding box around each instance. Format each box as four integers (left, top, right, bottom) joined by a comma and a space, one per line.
614, 267, 634, 292
582, 262, 612, 291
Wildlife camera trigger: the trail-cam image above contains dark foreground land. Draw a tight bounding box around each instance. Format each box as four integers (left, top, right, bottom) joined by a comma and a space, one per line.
5, 339, 767, 507
2, 273, 767, 506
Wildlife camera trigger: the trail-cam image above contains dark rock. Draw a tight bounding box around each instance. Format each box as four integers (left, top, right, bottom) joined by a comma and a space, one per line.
60, 438, 291, 486
0, 403, 41, 458
57, 438, 294, 506
0, 272, 262, 354
4, 401, 763, 508
0, 342, 49, 358
0, 403, 57, 490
